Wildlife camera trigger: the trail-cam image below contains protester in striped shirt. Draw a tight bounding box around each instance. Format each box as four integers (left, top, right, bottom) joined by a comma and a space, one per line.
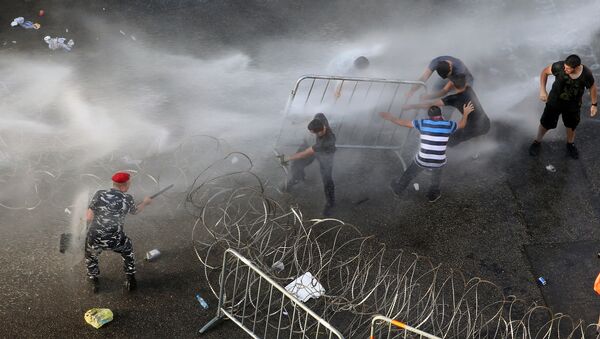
379, 103, 473, 202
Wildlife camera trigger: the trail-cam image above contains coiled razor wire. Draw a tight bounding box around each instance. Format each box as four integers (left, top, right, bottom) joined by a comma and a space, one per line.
1, 131, 596, 337
188, 154, 595, 338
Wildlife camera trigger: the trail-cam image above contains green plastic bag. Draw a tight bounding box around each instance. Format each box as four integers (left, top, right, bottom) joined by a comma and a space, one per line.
84, 308, 113, 329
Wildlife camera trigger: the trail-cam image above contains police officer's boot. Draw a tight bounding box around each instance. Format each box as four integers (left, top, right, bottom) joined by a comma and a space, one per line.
88, 276, 99, 294
125, 274, 137, 292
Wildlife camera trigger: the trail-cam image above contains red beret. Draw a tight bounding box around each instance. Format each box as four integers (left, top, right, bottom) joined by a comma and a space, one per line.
112, 172, 130, 183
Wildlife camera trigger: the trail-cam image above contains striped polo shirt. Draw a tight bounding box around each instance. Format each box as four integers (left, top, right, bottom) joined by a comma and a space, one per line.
412, 119, 457, 168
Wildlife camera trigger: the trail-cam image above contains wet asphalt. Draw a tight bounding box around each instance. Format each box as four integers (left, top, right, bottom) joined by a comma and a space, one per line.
2, 0, 600, 338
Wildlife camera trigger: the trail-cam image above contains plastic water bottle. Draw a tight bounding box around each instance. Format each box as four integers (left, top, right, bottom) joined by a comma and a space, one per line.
145, 249, 161, 261
537, 277, 547, 286
196, 294, 209, 309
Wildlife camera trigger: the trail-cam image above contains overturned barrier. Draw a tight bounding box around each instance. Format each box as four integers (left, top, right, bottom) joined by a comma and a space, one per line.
199, 248, 344, 339
369, 314, 440, 339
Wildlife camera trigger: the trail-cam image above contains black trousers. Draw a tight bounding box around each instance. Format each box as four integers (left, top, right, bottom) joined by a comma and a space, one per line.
391, 161, 443, 196
290, 150, 335, 206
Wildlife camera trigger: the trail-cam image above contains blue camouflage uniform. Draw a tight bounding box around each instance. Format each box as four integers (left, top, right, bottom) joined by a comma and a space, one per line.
85, 188, 138, 278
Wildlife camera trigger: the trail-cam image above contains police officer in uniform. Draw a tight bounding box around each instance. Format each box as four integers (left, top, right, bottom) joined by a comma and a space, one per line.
85, 172, 152, 293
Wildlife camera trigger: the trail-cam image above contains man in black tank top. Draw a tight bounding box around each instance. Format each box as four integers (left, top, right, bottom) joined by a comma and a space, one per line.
529, 54, 597, 159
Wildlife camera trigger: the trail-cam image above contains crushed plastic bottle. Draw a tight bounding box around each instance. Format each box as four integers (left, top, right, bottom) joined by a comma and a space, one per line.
11, 17, 40, 30
196, 294, 209, 309
84, 308, 113, 329
145, 249, 161, 261
271, 261, 284, 272
44, 36, 75, 51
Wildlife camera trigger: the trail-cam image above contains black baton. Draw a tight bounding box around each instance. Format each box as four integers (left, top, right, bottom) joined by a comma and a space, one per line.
150, 184, 174, 199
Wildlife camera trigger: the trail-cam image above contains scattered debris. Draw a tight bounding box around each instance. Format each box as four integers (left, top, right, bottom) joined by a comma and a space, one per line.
271, 261, 284, 272
413, 183, 420, 191
284, 272, 325, 302
545, 164, 556, 173
44, 36, 75, 51
39, 10, 45, 17
145, 249, 161, 261
12, 41, 16, 44
119, 30, 126, 36
64, 208, 71, 215
131, 35, 136, 41
65, 28, 69, 33
195, 294, 209, 309
84, 308, 113, 329
537, 277, 547, 286
231, 156, 238, 164
11, 17, 41, 30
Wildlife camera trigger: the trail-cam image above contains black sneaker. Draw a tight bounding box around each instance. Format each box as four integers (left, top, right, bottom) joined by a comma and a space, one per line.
125, 274, 137, 292
566, 143, 579, 159
88, 276, 99, 294
529, 141, 541, 156
427, 191, 442, 203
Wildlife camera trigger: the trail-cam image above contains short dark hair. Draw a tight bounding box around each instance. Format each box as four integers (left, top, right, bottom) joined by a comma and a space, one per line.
435, 61, 451, 79
354, 56, 370, 69
565, 54, 581, 68
427, 106, 442, 117
452, 74, 467, 89
308, 118, 325, 133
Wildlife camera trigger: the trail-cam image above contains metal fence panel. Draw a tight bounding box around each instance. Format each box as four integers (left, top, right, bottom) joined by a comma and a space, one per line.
200, 248, 344, 339
276, 75, 427, 158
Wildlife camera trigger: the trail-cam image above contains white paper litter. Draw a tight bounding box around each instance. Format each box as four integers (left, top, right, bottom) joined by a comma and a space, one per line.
284, 272, 325, 302
545, 164, 556, 173
413, 183, 419, 191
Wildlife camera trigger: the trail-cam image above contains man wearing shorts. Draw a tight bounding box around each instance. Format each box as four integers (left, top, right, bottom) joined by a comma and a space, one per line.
529, 54, 597, 159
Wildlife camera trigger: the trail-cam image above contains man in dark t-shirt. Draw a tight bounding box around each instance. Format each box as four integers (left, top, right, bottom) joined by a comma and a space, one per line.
405, 55, 474, 102
282, 113, 336, 216
402, 74, 490, 147
529, 54, 597, 159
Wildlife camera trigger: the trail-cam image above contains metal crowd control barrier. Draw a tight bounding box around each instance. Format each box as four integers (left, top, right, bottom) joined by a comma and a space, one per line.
199, 248, 345, 339
275, 75, 427, 168
369, 315, 440, 339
